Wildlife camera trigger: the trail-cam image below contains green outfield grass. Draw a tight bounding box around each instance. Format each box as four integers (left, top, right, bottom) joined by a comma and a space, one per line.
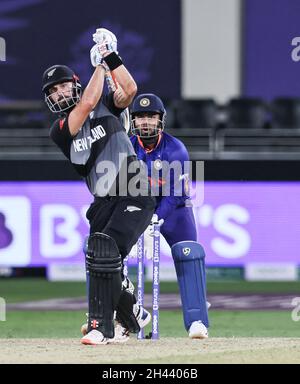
0, 278, 87, 303
1, 278, 300, 303
0, 278, 299, 341
0, 310, 299, 339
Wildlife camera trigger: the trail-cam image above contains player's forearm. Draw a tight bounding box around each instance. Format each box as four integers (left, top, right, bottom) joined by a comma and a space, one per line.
91, 28, 136, 107
81, 65, 106, 110
68, 66, 105, 136
112, 65, 137, 107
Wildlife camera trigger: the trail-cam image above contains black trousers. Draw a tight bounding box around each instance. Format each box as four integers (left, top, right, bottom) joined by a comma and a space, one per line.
86, 195, 156, 258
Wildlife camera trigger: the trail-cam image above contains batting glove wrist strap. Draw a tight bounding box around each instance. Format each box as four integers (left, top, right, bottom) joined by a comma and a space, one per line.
103, 52, 123, 71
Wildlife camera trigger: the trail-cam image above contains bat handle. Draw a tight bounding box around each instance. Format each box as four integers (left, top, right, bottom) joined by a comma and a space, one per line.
105, 70, 118, 92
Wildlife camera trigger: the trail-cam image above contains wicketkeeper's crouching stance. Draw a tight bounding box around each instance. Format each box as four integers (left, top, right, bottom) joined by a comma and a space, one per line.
42, 28, 155, 345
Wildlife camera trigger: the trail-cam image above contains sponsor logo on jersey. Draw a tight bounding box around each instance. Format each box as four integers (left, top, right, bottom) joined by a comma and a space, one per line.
154, 159, 162, 170
124, 206, 142, 213
148, 176, 166, 187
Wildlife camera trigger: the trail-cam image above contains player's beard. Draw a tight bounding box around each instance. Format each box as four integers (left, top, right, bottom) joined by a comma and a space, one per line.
140, 135, 159, 146
137, 124, 160, 145
57, 95, 72, 109
138, 122, 159, 137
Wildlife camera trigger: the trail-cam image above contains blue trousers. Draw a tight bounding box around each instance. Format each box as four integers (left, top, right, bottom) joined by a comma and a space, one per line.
160, 205, 197, 246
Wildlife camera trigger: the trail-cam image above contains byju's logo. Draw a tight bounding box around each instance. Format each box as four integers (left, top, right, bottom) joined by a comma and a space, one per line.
0, 37, 6, 62
0, 212, 13, 249
0, 197, 31, 266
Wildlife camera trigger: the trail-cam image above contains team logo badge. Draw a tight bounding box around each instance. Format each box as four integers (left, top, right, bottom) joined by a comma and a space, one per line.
140, 98, 150, 107
47, 68, 56, 78
183, 248, 191, 256
154, 159, 162, 170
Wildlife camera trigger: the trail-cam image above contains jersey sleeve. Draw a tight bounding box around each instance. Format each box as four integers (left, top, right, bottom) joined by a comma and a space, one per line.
102, 92, 125, 117
49, 116, 73, 159
130, 135, 137, 148
155, 140, 190, 220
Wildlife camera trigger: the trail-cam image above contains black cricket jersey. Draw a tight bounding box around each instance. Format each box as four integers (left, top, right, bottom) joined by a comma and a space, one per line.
50, 93, 149, 197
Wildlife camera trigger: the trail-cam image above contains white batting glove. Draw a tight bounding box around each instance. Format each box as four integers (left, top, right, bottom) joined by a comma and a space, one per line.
92, 28, 118, 54
90, 43, 109, 69
148, 214, 164, 237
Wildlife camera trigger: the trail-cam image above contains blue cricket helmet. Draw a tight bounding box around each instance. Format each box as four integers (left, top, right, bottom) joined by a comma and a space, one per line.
131, 93, 166, 117
130, 93, 166, 138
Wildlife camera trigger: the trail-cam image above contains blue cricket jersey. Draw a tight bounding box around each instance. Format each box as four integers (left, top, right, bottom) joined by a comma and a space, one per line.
130, 132, 190, 219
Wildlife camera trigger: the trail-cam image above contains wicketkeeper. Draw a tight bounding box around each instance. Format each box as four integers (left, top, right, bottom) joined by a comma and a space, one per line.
130, 93, 209, 339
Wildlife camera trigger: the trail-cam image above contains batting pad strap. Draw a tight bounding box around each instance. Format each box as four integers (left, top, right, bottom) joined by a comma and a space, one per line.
86, 232, 122, 273
86, 258, 122, 273
103, 52, 123, 71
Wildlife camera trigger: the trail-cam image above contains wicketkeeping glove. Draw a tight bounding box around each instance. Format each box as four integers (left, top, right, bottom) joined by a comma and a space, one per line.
148, 213, 164, 237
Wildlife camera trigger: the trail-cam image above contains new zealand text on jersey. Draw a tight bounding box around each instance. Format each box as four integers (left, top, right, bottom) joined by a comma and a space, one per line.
73, 125, 106, 152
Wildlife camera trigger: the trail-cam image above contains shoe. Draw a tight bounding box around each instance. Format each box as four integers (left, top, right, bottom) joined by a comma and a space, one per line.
133, 304, 151, 328
81, 305, 151, 337
188, 321, 209, 339
107, 322, 130, 344
81, 330, 108, 345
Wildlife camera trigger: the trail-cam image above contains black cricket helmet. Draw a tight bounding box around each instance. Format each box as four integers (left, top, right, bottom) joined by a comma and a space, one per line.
42, 65, 82, 113
130, 93, 166, 138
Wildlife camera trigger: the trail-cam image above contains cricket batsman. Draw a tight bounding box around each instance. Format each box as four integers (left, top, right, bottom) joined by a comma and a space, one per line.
130, 93, 209, 339
42, 29, 155, 345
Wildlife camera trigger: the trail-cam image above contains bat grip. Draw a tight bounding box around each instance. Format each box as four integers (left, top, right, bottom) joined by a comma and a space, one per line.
105, 70, 118, 92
